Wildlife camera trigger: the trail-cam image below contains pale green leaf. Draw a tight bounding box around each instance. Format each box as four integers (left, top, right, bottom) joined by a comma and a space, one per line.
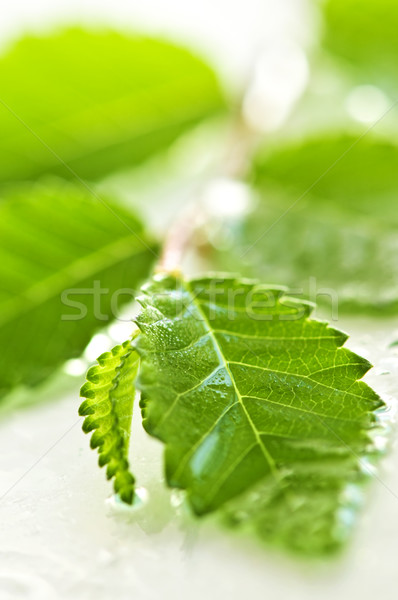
80, 338, 139, 504
214, 134, 398, 314
0, 178, 156, 399
322, 0, 398, 93
135, 273, 384, 554
0, 28, 225, 184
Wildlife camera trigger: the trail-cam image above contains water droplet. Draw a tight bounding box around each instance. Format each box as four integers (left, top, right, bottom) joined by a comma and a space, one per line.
170, 490, 185, 508
105, 487, 148, 515
374, 368, 391, 376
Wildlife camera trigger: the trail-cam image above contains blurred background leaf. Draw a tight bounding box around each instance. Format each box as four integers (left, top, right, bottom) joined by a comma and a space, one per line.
210, 134, 398, 315
322, 0, 398, 95
0, 178, 157, 400
0, 27, 225, 184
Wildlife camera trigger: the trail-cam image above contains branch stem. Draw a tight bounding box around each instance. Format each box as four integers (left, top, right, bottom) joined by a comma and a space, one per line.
157, 111, 260, 273
156, 202, 205, 273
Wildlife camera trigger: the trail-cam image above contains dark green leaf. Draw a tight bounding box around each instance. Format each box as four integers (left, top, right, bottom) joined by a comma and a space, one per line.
80, 338, 139, 504
0, 178, 156, 398
0, 28, 225, 184
135, 273, 384, 554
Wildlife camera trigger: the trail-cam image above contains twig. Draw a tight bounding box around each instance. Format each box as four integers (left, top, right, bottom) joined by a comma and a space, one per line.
157, 103, 261, 273
156, 202, 205, 273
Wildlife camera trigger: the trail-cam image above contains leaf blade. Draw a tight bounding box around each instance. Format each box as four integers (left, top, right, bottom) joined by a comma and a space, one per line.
322, 0, 398, 93
79, 338, 139, 504
215, 134, 398, 315
135, 273, 384, 553
0, 179, 156, 399
0, 28, 225, 183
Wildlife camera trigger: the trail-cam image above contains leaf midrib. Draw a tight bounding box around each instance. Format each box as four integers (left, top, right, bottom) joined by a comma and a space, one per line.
0, 235, 151, 327
184, 280, 278, 477
3, 75, 220, 158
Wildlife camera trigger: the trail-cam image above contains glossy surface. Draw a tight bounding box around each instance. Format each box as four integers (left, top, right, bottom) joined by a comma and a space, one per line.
323, 0, 398, 93
0, 179, 156, 397
80, 339, 140, 503
0, 28, 225, 183
215, 135, 398, 315
135, 273, 385, 553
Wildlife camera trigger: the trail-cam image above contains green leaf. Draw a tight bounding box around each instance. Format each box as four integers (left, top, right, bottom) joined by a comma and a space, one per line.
0, 178, 156, 399
79, 338, 139, 504
135, 273, 384, 554
322, 0, 398, 92
215, 134, 398, 314
0, 28, 225, 184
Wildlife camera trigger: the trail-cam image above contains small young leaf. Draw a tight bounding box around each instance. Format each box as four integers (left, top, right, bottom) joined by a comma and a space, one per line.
0, 179, 156, 399
135, 273, 384, 554
80, 338, 139, 503
0, 28, 225, 183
